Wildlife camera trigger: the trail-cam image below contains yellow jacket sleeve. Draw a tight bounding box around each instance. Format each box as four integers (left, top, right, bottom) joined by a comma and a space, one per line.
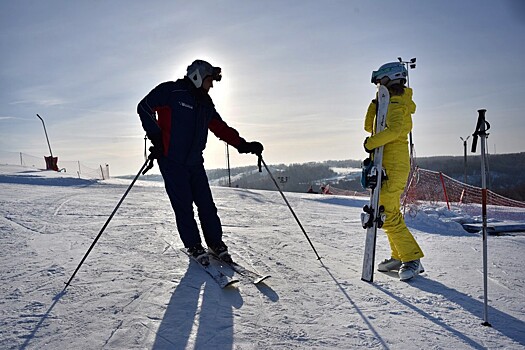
364, 100, 376, 133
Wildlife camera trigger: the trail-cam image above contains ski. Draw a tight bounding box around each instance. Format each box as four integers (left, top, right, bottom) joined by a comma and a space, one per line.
209, 252, 271, 284
179, 248, 239, 288
361, 84, 390, 282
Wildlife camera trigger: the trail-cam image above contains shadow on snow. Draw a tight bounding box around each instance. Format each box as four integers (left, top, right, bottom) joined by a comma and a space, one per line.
375, 277, 525, 348
152, 256, 278, 350
0, 174, 96, 187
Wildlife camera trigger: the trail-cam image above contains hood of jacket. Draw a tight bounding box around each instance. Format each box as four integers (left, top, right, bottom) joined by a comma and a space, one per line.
398, 87, 416, 115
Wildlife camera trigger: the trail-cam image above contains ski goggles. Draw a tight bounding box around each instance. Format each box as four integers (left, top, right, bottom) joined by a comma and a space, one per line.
211, 66, 222, 82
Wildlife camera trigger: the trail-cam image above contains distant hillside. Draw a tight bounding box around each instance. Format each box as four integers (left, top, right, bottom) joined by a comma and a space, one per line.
206, 160, 362, 193
117, 153, 525, 201
205, 152, 525, 201
413, 152, 525, 201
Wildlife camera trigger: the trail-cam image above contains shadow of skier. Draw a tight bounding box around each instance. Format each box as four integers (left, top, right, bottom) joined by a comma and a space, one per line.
375, 277, 525, 348
152, 258, 243, 350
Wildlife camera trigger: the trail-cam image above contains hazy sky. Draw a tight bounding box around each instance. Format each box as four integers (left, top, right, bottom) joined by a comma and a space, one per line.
1, 1, 524, 175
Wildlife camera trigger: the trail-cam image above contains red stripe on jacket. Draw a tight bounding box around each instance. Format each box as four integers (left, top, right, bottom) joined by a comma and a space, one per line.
154, 106, 172, 156
208, 118, 243, 147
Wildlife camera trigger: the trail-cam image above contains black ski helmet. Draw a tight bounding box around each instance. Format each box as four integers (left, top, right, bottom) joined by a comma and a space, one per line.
186, 60, 222, 88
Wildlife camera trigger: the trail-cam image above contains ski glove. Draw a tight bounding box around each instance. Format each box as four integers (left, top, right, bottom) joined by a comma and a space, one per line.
237, 140, 264, 156
148, 133, 163, 148
147, 146, 163, 160
363, 137, 374, 153
147, 133, 164, 159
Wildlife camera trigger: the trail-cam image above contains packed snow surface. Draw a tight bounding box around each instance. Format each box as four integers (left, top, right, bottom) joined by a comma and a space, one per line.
1, 165, 524, 349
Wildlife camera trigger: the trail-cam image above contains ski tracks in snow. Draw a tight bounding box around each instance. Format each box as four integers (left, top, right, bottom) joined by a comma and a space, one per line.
2, 178, 525, 349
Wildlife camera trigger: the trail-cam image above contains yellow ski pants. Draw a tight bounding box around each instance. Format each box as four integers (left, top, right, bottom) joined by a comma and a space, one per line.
379, 166, 424, 263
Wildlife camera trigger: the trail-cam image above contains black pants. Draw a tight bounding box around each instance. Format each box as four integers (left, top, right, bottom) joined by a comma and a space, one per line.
158, 158, 223, 249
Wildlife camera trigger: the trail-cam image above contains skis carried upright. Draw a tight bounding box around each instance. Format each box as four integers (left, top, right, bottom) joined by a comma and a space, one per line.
360, 84, 390, 282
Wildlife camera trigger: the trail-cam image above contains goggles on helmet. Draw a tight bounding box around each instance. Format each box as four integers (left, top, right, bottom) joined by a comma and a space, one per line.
186, 60, 222, 88
371, 62, 407, 84
211, 66, 222, 82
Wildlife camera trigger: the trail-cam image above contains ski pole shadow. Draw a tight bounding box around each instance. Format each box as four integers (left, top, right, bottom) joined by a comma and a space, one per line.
19, 290, 66, 350
152, 259, 243, 350
375, 277, 525, 348
319, 260, 389, 350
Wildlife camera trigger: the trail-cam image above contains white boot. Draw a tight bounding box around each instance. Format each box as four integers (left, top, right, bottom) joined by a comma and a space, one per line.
399, 260, 424, 281
377, 257, 402, 272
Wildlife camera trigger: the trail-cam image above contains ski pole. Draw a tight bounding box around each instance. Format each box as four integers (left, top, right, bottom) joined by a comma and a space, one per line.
471, 108, 492, 327
258, 155, 322, 260
63, 156, 154, 292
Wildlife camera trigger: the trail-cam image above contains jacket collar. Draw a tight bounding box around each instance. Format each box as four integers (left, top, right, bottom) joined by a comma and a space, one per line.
181, 77, 215, 107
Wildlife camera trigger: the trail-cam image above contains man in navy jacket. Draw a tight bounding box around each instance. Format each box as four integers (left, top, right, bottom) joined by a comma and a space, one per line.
137, 59, 263, 265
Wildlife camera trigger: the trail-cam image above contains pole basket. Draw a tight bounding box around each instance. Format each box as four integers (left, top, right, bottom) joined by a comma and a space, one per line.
44, 156, 59, 171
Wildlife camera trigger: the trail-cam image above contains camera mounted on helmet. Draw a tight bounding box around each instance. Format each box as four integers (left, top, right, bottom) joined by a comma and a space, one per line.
371, 62, 407, 86
186, 59, 222, 88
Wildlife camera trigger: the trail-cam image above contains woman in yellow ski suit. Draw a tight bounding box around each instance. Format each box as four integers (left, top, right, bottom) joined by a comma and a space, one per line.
364, 62, 424, 280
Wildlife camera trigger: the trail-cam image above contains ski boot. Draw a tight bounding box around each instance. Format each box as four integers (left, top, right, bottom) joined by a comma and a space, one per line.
399, 260, 424, 281
188, 243, 210, 266
377, 257, 402, 272
209, 241, 233, 263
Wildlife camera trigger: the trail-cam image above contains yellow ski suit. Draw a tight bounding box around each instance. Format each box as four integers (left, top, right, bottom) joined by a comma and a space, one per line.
364, 87, 424, 263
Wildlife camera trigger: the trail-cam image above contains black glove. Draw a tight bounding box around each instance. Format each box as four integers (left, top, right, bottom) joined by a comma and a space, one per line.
148, 133, 162, 147
148, 145, 163, 160
238, 140, 264, 156
147, 133, 164, 159
363, 137, 374, 153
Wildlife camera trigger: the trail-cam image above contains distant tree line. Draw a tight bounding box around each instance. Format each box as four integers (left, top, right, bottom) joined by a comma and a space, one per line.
118, 153, 525, 201
206, 153, 525, 201
415, 152, 525, 200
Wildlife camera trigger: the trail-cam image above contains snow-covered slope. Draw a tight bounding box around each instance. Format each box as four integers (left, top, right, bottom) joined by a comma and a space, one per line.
1, 165, 524, 349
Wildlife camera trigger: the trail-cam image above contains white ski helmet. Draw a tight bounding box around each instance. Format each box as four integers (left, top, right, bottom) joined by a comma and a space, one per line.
371, 62, 407, 85
186, 60, 222, 88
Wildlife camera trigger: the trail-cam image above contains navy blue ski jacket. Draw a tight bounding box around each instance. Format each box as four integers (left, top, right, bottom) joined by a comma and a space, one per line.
137, 77, 244, 165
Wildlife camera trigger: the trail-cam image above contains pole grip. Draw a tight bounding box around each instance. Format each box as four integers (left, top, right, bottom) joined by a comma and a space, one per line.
471, 109, 487, 153
477, 109, 486, 116
471, 135, 478, 154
